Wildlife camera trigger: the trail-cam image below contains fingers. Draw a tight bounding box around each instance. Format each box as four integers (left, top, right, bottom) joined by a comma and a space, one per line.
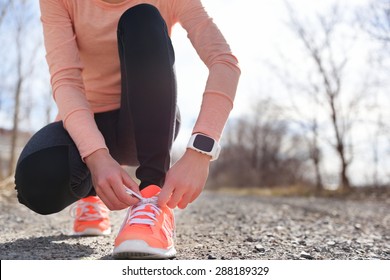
95, 182, 128, 210
95, 171, 139, 210
87, 154, 142, 210
122, 170, 141, 197
159, 177, 201, 209
167, 188, 185, 209
158, 183, 174, 207
120, 170, 141, 204
109, 175, 139, 207
177, 193, 193, 209
94, 185, 114, 210
190, 188, 202, 203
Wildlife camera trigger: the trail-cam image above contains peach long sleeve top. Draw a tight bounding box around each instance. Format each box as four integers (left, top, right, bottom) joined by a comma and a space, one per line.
40, 0, 240, 160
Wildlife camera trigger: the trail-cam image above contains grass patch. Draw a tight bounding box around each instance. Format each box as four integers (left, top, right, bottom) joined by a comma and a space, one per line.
208, 185, 390, 202
210, 185, 315, 197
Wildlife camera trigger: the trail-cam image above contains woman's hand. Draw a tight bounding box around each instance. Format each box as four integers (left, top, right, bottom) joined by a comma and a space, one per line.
158, 149, 211, 209
85, 149, 140, 210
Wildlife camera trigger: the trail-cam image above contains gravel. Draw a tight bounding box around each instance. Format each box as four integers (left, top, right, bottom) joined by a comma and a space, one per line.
0, 190, 389, 260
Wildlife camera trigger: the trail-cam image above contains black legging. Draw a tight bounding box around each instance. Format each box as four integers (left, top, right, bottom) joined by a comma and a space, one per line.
14, 4, 180, 215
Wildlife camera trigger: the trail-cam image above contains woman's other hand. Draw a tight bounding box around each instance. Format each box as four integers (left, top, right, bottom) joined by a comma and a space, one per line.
158, 149, 210, 209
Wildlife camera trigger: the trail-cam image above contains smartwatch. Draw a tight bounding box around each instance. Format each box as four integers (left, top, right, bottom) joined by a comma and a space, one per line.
187, 133, 221, 161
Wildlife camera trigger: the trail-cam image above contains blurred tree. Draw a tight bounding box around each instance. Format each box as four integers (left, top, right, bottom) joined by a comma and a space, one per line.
281, 3, 371, 191
358, 0, 390, 75
358, 0, 390, 187
0, 0, 11, 25
297, 116, 323, 191
0, 0, 41, 177
361, 0, 390, 44
0, 0, 12, 180
269, 65, 324, 190
211, 98, 308, 188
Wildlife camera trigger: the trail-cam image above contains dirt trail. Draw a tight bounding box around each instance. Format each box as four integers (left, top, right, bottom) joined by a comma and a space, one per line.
0, 190, 389, 260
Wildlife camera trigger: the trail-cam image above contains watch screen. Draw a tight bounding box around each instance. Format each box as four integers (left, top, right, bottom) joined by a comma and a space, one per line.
193, 135, 214, 152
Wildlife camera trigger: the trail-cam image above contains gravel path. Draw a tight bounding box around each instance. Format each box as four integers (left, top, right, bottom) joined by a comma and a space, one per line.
0, 190, 389, 260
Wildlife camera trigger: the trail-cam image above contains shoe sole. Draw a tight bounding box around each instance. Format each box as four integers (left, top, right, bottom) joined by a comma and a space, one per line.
72, 227, 112, 236
113, 240, 176, 259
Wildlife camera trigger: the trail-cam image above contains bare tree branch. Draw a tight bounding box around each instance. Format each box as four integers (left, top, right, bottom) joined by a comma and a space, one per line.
0, 0, 11, 26
282, 1, 364, 191
5, 0, 41, 176
359, 0, 390, 43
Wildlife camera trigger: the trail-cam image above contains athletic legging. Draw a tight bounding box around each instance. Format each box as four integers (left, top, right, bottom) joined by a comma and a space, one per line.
14, 4, 180, 215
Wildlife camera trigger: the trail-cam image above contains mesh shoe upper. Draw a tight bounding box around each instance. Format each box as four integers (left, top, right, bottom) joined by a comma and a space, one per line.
114, 185, 175, 249
71, 196, 111, 235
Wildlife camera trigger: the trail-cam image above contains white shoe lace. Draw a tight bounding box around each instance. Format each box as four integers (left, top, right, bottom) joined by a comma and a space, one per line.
70, 200, 109, 221
122, 188, 175, 239
126, 197, 162, 226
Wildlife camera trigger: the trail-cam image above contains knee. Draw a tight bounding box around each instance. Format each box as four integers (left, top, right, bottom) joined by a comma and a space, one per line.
15, 145, 71, 215
118, 4, 165, 34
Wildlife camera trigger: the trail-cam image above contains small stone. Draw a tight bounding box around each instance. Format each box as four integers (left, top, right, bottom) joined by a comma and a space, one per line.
371, 235, 382, 241
298, 240, 307, 246
16, 217, 23, 223
354, 224, 362, 230
327, 241, 336, 246
276, 226, 285, 231
368, 253, 379, 259
300, 251, 314, 260
314, 246, 321, 252
291, 240, 299, 245
342, 246, 351, 252
255, 245, 265, 253
357, 239, 374, 247
245, 236, 256, 242
208, 254, 217, 260
194, 244, 204, 249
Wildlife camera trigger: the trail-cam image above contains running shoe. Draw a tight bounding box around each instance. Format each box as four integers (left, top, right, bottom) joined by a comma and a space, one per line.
113, 185, 176, 259
71, 196, 111, 236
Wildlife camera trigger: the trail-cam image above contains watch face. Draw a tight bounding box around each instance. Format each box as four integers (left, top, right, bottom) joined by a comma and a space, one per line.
193, 134, 214, 152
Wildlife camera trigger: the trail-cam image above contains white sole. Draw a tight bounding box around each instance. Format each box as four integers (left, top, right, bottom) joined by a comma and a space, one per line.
72, 227, 112, 236
113, 240, 176, 259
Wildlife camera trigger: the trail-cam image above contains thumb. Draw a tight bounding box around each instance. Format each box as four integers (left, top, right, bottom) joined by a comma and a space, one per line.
158, 183, 174, 207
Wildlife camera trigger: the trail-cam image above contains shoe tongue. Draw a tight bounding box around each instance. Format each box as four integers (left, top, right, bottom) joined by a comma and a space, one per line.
130, 185, 161, 229
140, 185, 161, 198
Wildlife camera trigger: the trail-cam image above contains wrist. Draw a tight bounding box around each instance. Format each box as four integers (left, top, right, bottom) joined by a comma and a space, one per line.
85, 148, 110, 166
185, 148, 212, 162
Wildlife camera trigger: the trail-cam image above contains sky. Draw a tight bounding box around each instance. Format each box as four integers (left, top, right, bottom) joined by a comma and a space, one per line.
1, 0, 388, 186
171, 0, 376, 136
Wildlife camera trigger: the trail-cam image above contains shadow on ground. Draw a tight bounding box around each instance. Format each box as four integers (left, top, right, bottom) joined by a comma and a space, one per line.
0, 234, 95, 260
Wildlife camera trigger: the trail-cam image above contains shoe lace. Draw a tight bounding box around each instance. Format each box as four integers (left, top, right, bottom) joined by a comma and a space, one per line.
126, 197, 162, 226
70, 200, 109, 221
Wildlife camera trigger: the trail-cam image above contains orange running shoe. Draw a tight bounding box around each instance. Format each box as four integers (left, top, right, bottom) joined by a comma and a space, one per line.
71, 196, 111, 236
113, 185, 176, 259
